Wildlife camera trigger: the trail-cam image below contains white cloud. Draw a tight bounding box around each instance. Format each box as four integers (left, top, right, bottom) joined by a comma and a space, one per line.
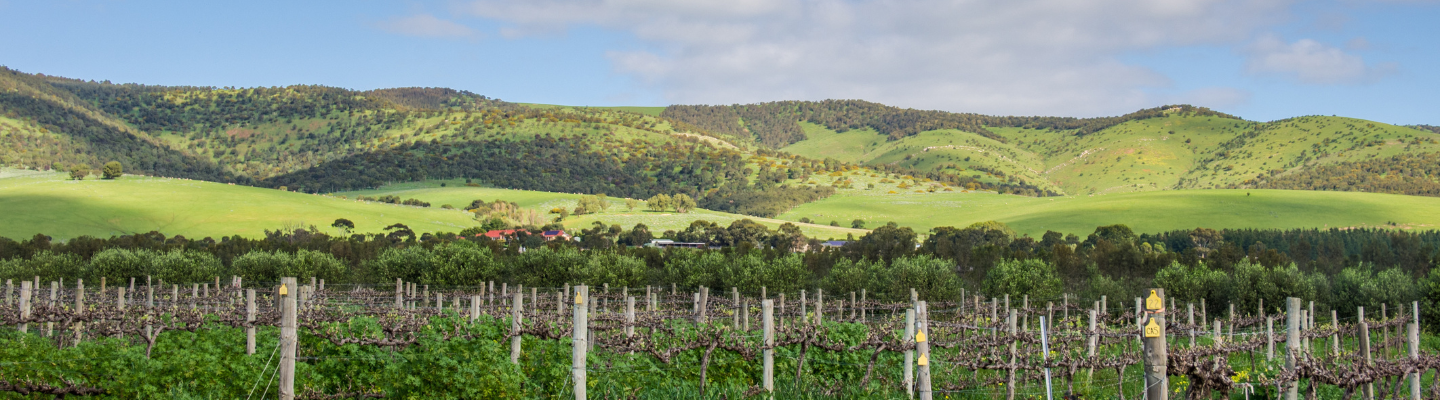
378, 14, 477, 39
1244, 34, 1393, 84
461, 0, 1297, 116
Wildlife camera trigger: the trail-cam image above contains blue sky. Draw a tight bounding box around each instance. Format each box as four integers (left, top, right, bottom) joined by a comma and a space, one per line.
1, 0, 1435, 125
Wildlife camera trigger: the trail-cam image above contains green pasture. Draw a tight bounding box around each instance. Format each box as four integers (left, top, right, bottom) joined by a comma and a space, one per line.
777, 188, 1440, 237
338, 180, 868, 239
0, 171, 478, 240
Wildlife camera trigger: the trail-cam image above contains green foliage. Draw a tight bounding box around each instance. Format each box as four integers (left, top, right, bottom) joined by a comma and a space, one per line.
69, 163, 90, 180
981, 258, 1062, 301
101, 161, 122, 179
647, 193, 672, 212
672, 193, 696, 213
232, 250, 345, 284
888, 254, 963, 301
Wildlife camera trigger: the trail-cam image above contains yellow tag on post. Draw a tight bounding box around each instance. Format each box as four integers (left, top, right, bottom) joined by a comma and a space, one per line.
279, 284, 288, 296
1144, 317, 1161, 338
915, 331, 927, 343
1145, 290, 1163, 311
917, 353, 929, 366
575, 293, 584, 305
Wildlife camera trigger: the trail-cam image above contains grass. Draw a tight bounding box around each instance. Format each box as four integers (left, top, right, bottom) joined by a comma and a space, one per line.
337, 180, 869, 239
0, 171, 479, 240
777, 188, 1440, 237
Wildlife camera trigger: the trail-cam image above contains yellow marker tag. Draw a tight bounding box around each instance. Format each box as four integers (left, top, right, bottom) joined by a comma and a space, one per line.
1145, 289, 1163, 311
1144, 317, 1161, 338
575, 293, 584, 305
279, 284, 288, 296
917, 353, 929, 366
915, 331, 928, 343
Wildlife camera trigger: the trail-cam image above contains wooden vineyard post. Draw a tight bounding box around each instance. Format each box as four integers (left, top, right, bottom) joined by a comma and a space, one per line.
471, 295, 480, 322
1007, 309, 1018, 400
1142, 288, 1168, 400
699, 287, 709, 324
743, 299, 751, 331
1409, 322, 1420, 400
17, 281, 29, 333
800, 290, 807, 326
905, 308, 916, 398
625, 296, 635, 338
395, 279, 403, 308
1267, 316, 1275, 361
246, 289, 256, 355
762, 299, 775, 397
850, 291, 857, 320
279, 277, 297, 400
916, 301, 932, 400
1086, 307, 1097, 382
5, 279, 11, 306
860, 289, 867, 320
1285, 297, 1300, 400
511, 291, 524, 364
1188, 303, 1196, 347
1332, 309, 1340, 357
816, 288, 824, 325
572, 285, 589, 400
646, 286, 654, 312
1361, 306, 1373, 400
732, 287, 740, 328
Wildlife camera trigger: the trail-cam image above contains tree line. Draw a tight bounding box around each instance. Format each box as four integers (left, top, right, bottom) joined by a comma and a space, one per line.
1248, 152, 1440, 197
2, 222, 1437, 329
662, 100, 1241, 147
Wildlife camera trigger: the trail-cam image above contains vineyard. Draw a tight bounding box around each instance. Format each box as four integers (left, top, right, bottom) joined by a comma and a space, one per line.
2, 277, 1439, 399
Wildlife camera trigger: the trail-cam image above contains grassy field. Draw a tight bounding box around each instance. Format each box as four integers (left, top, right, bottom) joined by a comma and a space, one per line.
0, 171, 479, 240
777, 188, 1440, 237
336, 180, 868, 239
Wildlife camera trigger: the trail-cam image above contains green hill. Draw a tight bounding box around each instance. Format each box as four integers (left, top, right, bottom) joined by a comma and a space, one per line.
679, 101, 1440, 198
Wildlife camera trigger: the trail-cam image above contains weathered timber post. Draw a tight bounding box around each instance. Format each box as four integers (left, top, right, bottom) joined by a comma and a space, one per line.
5, 279, 12, 306
763, 299, 775, 397
1188, 303, 1196, 347
625, 296, 635, 338
394, 279, 403, 308
246, 289, 256, 355
905, 307, 916, 398
1142, 288, 1168, 400
1409, 322, 1420, 400
572, 285, 589, 400
732, 287, 740, 327
471, 295, 480, 322
1286, 297, 1300, 400
1361, 306, 1373, 400
916, 301, 933, 400
1332, 309, 1341, 357
18, 281, 30, 333
1007, 309, 1018, 400
512, 291, 523, 364
279, 277, 297, 400
861, 289, 867, 320
1267, 316, 1275, 361
815, 288, 824, 325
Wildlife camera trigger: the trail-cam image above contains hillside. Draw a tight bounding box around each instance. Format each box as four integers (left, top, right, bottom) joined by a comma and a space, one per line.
0, 67, 852, 219
672, 101, 1440, 197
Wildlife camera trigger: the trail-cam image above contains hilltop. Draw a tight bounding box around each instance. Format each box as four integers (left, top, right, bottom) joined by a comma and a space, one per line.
664, 101, 1440, 197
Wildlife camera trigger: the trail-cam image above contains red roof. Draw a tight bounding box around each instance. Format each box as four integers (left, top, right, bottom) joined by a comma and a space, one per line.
480, 229, 519, 239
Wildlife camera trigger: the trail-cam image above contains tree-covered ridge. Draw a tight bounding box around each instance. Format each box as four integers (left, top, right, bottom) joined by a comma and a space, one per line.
1247, 152, 1440, 196
662, 100, 1240, 147
1410, 125, 1440, 134
0, 90, 240, 183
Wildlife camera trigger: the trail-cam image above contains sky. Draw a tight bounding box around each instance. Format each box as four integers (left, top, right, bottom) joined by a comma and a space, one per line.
0, 0, 1435, 125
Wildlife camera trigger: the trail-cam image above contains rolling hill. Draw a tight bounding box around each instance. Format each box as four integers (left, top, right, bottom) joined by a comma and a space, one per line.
668, 102, 1440, 198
